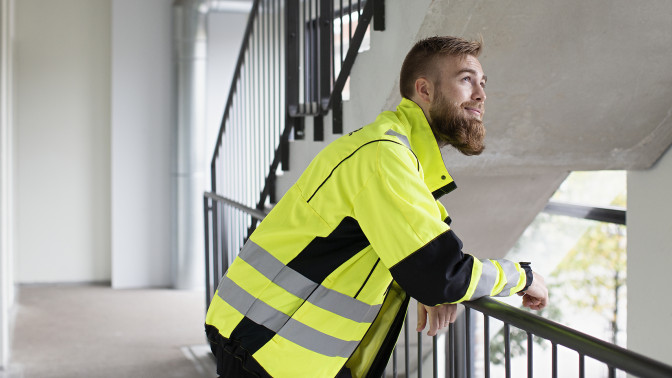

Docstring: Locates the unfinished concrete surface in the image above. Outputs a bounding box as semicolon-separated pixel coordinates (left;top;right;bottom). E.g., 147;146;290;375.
281;0;672;259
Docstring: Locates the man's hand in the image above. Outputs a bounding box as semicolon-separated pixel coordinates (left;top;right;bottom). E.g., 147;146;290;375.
518;271;549;311
416;302;457;336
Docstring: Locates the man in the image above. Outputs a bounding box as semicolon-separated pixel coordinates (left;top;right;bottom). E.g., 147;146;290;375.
205;36;549;377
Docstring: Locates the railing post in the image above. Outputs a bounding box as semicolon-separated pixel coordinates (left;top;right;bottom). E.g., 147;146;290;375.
204;195;212;308
504;323;511;378
285;0;303;139
319;0;332;113
466;308;472;378
372;0;385;31
405;317;410;377
417;332;422;378
527;332;534;378
332;90;342;134
484;315;490;378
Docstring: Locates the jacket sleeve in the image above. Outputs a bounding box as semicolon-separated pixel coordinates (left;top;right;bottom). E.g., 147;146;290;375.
353;142;530;306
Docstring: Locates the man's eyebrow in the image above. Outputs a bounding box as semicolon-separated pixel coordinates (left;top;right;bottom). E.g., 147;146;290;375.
456;68;487;83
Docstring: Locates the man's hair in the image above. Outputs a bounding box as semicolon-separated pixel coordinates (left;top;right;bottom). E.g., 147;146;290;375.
399;36;483;99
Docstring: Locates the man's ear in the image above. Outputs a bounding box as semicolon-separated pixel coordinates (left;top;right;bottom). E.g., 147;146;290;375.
414;77;433;106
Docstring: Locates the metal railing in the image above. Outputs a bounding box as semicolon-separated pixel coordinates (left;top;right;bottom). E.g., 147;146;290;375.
204;194;672;378
207;0;383;302
286;0;384;139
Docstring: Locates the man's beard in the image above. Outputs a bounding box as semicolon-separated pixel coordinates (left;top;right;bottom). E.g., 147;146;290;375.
428;94;486;156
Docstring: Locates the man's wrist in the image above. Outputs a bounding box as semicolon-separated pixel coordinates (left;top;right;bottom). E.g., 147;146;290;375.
520;262;533;291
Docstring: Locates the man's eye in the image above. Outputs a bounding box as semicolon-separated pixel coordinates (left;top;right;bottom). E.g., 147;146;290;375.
462;77;471;82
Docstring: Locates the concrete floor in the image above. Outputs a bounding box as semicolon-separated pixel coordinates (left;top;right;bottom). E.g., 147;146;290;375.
3;284;216;378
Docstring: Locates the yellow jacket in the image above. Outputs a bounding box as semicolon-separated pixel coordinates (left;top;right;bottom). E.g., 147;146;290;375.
205;98;531;377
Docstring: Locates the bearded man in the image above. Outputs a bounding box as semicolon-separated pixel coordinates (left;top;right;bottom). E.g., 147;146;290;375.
205;36;549;378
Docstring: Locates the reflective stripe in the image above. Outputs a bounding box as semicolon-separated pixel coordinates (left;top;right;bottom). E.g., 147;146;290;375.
239;241;382;323
471;259;498;298
385;129;411;150
494;260;521;297
217;276;358;358
239;241;318;300
277;318;360;358
217;275;289;332
310;285;381;323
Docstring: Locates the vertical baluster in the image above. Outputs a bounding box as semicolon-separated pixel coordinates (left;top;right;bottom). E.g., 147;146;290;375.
448;324;455;378
339;0;343;72
254;12;261;205
332;0;337;86
405;317;410;378
305;0;317;108
318;0;330;113
271;0;277;184
417;332;422;378
504;323;511;378
578;354;585;378
204;196;211;307
349;0;353;40
484;315;490;378
527;332;533;378
211;191;219;297
203;196;214;308
264;0;270;196
260;0;267;200
312;0;319;109
552;342;557;378
433;334;438;378
466;308;471;378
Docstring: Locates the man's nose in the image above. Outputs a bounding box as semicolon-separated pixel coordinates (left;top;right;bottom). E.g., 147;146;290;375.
472;85;486;102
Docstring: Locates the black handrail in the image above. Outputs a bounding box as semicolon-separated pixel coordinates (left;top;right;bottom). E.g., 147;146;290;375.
543;201;626;225
204;193;672;377
465;298;672;378
204;191;267;221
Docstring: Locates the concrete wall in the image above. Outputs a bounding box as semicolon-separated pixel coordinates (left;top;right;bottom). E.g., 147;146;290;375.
14;0;111;283
111;0;173;288
627;146;672;365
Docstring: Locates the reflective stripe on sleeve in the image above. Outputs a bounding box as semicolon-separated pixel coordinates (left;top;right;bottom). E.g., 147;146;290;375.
494;260;522;297
471;259;498;298
217;275;359;358
239;241;382;323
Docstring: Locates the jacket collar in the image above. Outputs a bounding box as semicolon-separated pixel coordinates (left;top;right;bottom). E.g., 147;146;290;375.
393;98;457;199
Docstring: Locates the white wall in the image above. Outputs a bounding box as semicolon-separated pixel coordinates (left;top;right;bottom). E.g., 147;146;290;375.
627;146;672;365
111;0;173;288
14;0;111;283
0;0;14;368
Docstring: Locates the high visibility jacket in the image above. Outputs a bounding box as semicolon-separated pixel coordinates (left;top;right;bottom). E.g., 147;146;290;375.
205;98;532;377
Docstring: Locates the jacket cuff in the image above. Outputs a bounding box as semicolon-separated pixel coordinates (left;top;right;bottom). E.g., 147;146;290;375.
520;262;533;292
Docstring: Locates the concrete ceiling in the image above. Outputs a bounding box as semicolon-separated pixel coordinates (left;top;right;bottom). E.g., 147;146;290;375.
283;0;672;261
416;0;672;175
412;0;672;260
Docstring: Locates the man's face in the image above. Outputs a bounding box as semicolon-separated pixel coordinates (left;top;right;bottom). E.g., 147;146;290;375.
428;54;487;155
